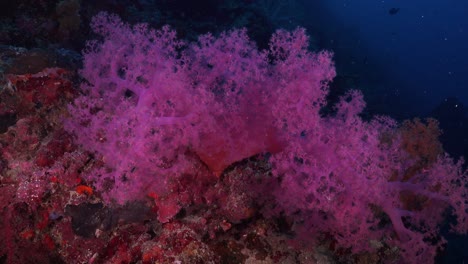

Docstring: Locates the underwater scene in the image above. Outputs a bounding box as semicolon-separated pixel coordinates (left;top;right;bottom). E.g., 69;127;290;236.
0;1;467;263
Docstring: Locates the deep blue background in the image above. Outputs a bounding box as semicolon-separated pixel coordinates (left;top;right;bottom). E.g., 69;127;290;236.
303;0;468;119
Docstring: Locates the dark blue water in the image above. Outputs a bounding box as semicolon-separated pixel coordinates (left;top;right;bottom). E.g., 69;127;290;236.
303;0;468;119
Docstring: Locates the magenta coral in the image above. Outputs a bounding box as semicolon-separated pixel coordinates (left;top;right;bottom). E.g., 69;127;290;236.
65;12;467;263
65;12;335;205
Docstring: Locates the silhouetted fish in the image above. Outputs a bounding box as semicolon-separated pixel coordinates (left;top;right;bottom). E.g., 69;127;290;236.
389;7;400;15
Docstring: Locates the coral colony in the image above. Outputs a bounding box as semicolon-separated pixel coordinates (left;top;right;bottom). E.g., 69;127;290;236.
0;12;466;263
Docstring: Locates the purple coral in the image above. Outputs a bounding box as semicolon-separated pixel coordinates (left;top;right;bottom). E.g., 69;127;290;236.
64;12;467;263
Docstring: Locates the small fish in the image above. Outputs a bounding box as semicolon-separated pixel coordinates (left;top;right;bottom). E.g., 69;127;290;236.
389;7;400;15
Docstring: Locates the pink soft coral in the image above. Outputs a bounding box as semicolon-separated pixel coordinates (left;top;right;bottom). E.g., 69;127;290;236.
65;12;335;204
268;90;467;262
65;12;467;262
